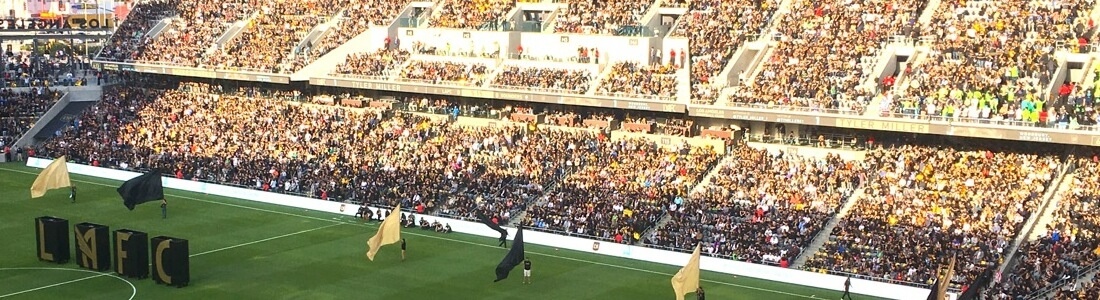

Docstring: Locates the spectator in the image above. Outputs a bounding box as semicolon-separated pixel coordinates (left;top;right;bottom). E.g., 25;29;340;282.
804;146;1060;288
988;155;1100;298
524;139;719;244
596;62;677;100
553;0;654;35
491;66;593;94
673;0;779;105
0;88;63;147
884;0;1089;127
296;0;413;70
652;147;860;265
135;0;254;67
429;0;515;30
204;0;345;73
333;48;411;77
400;61;490;86
98;0;181;62
729;0;927;113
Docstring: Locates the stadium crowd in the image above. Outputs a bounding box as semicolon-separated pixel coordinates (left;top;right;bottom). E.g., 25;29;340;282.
884;0;1087;126
3;51;87;87
803;146;1060;287
35;84;610;224
491;66;593;94
98;0;181;62
135;0;254;66
204;0;343;73
332;48;411;77
1052;276;1100;300
400;61;491;85
673;0;779;104
0;88;62;147
429;0;515;30
728;0;926;113
524;139;719;244
300;0;413;69
987;156;1100;298
650;147;860;265
596;62;678;100
553;0;653;35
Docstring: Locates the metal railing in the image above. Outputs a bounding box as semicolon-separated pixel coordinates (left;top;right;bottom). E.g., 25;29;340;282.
330;72;394;81
715;101;866;115
488;84;588;95
878;111;1100;132
506;53;599;64
126;59;200;68
1024;259;1100;299
396;77;486;87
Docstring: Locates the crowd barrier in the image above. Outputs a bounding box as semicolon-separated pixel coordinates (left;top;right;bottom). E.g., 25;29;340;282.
27;158;941;300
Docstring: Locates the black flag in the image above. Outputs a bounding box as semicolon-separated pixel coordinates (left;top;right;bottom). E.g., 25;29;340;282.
493;226;524;282
477;212;508;242
925;279;941;300
118;171;165;210
957;266;995;300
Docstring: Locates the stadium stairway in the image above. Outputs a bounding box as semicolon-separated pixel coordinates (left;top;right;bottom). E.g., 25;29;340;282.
293;9;347;58
480;64;508;88
916;0;943;26
689;0;786;91
993;161;1078;298
862;49;927;118
1025;164;1078;244
633;148;735;246
676;65;690;102
145;16;177;42
755;0;795;43
985;159;1073;295
16;85;102;148
790;187;866;269
205;11;262;58
294;4;424;79
587;62;620;96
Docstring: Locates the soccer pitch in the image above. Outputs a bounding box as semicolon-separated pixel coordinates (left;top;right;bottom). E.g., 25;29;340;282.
0;163;889;300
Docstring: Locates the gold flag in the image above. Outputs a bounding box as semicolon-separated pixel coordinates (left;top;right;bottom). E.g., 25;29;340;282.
366;205;403;261
31;156;72;198
935;255;956;300
671;244;702;300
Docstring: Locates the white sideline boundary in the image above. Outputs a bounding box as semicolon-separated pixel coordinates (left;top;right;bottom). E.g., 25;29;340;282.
0;166;830;299
0;267;136;300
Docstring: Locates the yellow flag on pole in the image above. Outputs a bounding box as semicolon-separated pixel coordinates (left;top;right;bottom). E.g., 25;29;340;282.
366;205;403;261
671;244;702;300
31;156;72;198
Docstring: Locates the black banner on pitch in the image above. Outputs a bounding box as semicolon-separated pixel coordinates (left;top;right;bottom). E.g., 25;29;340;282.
114;229;149;279
74;223;110;271
35;216;70;263
151;236;189;288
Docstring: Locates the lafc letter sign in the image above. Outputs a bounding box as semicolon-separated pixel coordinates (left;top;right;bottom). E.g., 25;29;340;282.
75;223;111;271
151;236;190;288
114;229;149;279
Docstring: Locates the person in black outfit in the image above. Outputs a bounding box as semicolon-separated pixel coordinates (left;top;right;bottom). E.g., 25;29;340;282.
69;185;76;203
355;206;367;220
523;257;532;284
842;276;853;300
400;238;407;262
696;287;705;300
498;231;508;248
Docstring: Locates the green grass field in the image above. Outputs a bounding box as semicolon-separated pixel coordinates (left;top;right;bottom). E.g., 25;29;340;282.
0;163;889;300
